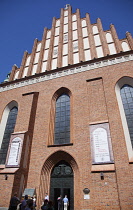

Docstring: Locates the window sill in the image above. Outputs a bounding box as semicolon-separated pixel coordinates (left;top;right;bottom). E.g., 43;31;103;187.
129;156;133;163
0;165;5;169
0;167;19;174
91;164;115;172
48;143;73;147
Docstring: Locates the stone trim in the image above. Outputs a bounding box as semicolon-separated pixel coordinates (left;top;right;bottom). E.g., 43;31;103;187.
91;164;115;172
0;167;19;174
0;53;133;93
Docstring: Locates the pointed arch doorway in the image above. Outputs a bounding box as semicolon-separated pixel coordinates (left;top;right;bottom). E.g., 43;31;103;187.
38;151;79;210
50;160;74;210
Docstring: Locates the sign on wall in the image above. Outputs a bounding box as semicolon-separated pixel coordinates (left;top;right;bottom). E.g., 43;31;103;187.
6;133;25;167
90;123;114;164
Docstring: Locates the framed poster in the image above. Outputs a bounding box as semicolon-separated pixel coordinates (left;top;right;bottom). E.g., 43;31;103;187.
6;133;25;167
90;123;114;164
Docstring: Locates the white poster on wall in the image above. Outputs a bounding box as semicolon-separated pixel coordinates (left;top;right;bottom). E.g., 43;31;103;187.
90;123;114;164
6;133;25;167
7;137;21;166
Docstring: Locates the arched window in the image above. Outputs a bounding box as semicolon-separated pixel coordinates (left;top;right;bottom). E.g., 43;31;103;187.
121;42;130;52
120;84;133;147
115;77;133;161
0;103;18;164
54;93;70;145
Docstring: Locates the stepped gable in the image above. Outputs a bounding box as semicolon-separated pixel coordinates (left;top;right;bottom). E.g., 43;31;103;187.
8;5;133;82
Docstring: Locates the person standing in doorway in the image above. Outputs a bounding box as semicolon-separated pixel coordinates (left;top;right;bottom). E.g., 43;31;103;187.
63;195;69;210
57;195;63;210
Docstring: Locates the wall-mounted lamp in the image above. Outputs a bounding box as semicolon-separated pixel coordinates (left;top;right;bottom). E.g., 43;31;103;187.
5;174;8;180
83;188;90;200
100;172;104;180
83;188;90;194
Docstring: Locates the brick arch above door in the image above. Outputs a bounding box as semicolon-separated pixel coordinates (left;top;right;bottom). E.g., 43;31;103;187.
38;150;80;209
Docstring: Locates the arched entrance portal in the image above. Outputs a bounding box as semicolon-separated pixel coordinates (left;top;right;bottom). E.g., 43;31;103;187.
38;151;80;210
50;160;74;210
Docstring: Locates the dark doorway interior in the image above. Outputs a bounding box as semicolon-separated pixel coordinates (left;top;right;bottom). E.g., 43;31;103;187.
50;160;74;210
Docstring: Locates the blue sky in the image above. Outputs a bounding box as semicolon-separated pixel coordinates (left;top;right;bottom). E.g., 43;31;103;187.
0;0;133;83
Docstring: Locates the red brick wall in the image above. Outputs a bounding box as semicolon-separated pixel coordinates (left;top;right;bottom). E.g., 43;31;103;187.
0;59;133;209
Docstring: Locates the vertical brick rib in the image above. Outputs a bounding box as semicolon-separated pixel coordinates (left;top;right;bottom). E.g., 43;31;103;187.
9;65;18;81
36;28;47;74
76;9;85;62
27;38;38;76
126;32;133;50
46;17;56;71
18;51;28;79
57;8;64;68
68;6;73;65
110;24;122;53
48;99;56;145
97;18;110;56
86;13;97;59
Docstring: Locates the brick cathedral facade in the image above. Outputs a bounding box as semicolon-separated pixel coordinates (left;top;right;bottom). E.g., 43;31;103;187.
0;5;133;210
